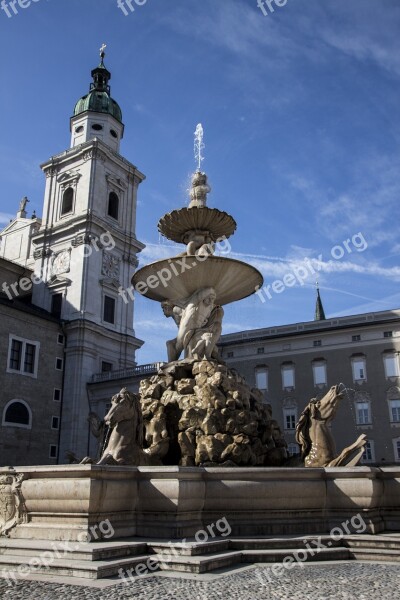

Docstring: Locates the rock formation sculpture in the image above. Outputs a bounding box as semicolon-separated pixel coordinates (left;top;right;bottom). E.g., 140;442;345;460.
140;359;288;467
295;385;367;467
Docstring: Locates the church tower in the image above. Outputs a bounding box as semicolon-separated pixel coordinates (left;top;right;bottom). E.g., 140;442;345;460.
31;47;145;459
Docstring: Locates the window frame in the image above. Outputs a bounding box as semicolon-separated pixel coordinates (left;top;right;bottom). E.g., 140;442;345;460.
103;294;116;325
60;186;75;217
107;191;120;221
312;360;327;386
389;399;400;423
384;353;400;379
352;356;367;383
355;401;371;425
49;444;58;459
2;399;32;430
361;440;375;463
281;363;295;390
255;366;268;391
283;408;297;431
7;335;40;378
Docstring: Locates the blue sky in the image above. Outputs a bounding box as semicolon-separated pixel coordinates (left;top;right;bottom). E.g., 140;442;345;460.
1;0;399;364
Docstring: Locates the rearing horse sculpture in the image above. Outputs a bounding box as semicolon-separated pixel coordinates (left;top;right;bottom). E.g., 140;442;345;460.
97;388;157;466
295;385;367;467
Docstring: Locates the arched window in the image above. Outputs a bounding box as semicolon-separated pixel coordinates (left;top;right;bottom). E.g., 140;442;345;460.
61;187;74;215
108;192;119;220
2;400;32;429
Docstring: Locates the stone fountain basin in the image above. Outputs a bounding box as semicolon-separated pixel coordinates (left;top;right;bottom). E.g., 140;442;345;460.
132;255;263;305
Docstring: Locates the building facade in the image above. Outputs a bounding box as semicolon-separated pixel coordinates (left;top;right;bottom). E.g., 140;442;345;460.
0;50;145;463
219;308;400;466
0;258;64;465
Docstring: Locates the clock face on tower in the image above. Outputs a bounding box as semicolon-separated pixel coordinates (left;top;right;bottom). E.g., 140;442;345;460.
52;250;70;276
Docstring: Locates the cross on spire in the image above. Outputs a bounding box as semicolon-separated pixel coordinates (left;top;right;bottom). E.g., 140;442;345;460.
100;43;107;58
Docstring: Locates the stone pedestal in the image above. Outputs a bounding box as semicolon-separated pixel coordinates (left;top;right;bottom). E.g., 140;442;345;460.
1;466;399;541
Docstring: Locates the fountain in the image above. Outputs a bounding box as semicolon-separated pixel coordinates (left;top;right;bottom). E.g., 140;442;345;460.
130;125;293;468
1;127;400;581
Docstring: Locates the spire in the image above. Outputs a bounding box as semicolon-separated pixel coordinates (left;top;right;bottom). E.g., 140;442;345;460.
90;43;111;93
314;282;326;321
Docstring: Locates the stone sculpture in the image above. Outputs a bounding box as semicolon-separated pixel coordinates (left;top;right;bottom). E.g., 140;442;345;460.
295;385;367;467
140;359;288;467
96;388;157;466
165;287;223;362
0;471;27;536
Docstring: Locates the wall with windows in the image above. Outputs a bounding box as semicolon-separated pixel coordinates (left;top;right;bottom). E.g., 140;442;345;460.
0;299;64;466
220;309;400;464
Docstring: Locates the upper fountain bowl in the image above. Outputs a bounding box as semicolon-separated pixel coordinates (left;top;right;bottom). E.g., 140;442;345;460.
158;206;237;244
132;255;263;306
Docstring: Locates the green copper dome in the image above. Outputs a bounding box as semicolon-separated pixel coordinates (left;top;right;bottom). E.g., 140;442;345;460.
74;91;122;122
73;52;123;123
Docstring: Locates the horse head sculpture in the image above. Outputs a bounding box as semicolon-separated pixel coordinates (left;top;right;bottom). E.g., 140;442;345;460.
296;385;367;468
97;388;154;466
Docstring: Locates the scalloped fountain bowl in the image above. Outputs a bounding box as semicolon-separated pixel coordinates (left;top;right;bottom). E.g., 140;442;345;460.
132;255;263;306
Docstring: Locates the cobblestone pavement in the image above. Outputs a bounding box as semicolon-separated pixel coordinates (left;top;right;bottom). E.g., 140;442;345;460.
1;563;400;599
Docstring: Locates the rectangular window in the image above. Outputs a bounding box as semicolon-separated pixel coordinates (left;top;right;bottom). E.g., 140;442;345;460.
356;402;370;425
24;343;36;374
55;358;63;371
362;440;374;463
352;335;361;342
51;416;60;430
396;440;400;461
7;336;39;377
282;365;295;389
313;340;322;347
384;331;393;338
53;389;61;402
101;361;113;373
390;400;400;423
57;334;65;345
313;362;327;386
227;352;234;358
352;358;367;382
49;445;58;459
284;410;297;430
384;355;400;378
103;295;116;324
9;339;22;371
257;347;265;355
287;443;299;456
51;293;63;319
256;368;268;391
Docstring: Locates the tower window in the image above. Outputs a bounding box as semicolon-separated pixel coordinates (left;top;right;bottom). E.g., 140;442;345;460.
108;192;119;220
75;126;84;133
51;294;63;319
110;129;118;139
61;187;74;215
92;124;103;131
103;295;116;324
